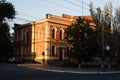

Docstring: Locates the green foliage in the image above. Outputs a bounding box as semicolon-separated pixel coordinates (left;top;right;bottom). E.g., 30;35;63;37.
89;2;112;60
0;0;15;58
0;23;12;58
112;8;120;61
0;0;16;22
65;17;96;62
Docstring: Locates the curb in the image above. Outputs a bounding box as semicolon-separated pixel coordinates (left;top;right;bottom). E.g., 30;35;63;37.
27;66;120;74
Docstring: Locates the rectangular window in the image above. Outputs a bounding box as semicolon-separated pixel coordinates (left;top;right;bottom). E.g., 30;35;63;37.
52;46;55;55
66;47;69;56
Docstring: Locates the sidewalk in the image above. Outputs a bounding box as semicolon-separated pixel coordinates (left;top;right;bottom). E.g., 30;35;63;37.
17;63;120;74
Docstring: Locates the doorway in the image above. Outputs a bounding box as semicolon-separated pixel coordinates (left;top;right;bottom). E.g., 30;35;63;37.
59;48;63;61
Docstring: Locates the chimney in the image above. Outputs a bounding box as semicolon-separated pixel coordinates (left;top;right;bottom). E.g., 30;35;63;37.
62;14;73;19
46;14;51;19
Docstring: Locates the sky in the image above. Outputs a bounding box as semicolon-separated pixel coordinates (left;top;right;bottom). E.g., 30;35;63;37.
6;0;120;30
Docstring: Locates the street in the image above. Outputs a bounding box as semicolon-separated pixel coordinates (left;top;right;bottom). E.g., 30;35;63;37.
0;62;120;80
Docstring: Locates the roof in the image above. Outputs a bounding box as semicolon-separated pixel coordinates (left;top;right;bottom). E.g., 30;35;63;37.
13;14;93;29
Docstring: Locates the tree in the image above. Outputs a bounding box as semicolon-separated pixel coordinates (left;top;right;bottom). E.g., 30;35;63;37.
0;0;15;22
0;0;15;59
113;7;120;32
65;17;96;63
112;7;120;67
89;1;113;68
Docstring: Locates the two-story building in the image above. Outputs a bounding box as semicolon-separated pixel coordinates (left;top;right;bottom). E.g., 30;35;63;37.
13;14;93;63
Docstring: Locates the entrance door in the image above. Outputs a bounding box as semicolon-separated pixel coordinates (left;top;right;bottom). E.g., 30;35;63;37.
59;48;63;61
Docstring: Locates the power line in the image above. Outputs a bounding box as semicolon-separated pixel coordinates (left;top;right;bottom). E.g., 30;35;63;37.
64;0;89;11
64;0;90;15
45;0;83;14
30;0;57;14
30;0;85;16
75;0;101;12
15;17;33;23
9;0;96;26
18;13;40;20
7;17;33;28
76;0;90;7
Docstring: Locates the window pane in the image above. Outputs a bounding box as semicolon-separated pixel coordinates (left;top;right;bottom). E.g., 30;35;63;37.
60;30;62;39
52;29;55;39
52;46;55;55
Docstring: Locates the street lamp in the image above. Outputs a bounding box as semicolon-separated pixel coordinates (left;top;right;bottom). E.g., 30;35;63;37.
101;13;109;70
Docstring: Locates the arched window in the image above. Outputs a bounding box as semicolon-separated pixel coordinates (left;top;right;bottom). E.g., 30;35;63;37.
52;27;57;39
60;30;62;40
60;28;64;40
52;28;55;39
25;30;29;43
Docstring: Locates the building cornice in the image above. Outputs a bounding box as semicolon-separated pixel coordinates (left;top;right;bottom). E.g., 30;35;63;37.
13;23;31;29
47;19;71;26
31;19;71;26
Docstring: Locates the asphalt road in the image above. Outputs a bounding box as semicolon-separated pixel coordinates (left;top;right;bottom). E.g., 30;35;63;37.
0;62;120;80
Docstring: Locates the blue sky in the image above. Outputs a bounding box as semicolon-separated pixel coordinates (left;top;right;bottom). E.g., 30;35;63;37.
7;0;120;27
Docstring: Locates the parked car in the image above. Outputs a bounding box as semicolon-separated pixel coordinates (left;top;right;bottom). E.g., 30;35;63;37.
7;57;24;64
7;57;16;63
15;57;23;64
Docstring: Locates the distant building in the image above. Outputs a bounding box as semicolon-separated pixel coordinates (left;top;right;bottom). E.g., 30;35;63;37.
13;14;93;63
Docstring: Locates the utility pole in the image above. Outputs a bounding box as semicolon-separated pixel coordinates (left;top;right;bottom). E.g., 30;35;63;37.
82;0;83;16
102;13;109;71
102;19;105;70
